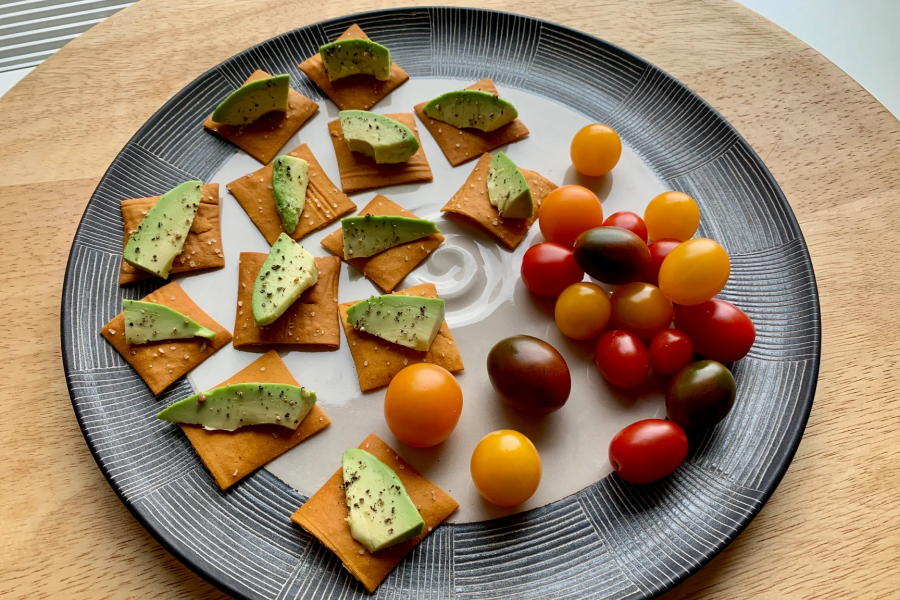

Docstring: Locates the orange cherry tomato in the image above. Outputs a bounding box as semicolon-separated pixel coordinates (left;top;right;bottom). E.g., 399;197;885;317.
644;191;700;242
384;364;462;448
470;430;542;507
658;238;730;305
610;282;674;339
539;185;604;248
570;123;622;177
554;282;611;340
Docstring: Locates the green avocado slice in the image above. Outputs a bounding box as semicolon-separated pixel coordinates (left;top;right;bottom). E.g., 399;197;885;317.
272;155;309;234
487;152;534;218
422;89;518;132
122;300;216;345
346;294;445;352
252;233;318;326
339;111;420;164
342;448;424;552
211;74;290;126
157;383;317;431
341;215;440;258
319;39;392;82
122;180;203;279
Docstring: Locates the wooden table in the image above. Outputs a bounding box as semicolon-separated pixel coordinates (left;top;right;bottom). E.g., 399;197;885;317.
1;0;898;597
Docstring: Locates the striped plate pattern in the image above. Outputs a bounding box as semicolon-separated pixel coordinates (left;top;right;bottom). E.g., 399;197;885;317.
60;8;820;599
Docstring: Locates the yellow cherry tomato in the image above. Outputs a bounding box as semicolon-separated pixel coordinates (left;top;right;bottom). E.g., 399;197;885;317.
658;239;730;305
384;364;462;448
554;282;611;340
570;123;622;177
470;430;542;507
610;282;674;339
644;191;700;242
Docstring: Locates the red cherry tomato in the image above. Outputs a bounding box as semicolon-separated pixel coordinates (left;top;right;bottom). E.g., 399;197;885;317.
603;212;648;243
595;330;650;389
645;239;681;286
521;242;584;297
649;329;694;376
609;419;689;484
673;299;755;362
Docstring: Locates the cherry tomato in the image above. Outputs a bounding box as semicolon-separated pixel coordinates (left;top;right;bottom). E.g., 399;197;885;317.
487;336;571;414
470;430;542;506
666;360;735;429
595;330;651;389
644;191;700;242
609;419;689;484
570;124;622;177
538;185;604;248
554;282;611;340
520;242;584;297
384;364;462;448
674;299;755;362
573;227;650;285
658;238;730;305
645;238;681;286
649;329;694;376
609;282;673;340
603;211;648;243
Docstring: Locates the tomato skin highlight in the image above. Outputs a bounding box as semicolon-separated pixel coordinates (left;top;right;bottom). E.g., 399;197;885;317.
487;336;571;415
573;227;651;285
609;419;689;484
384;364;463;448
538;185;604;248
471;430;542;506
570;123;622;177
673;299;756;363
603;211;648;243
658;238;730;305
595;330;651;389
609;282;674;340
666;360;736;430
645;238;681;286
521;242;584;297
644;191;700;242
649;329;695;376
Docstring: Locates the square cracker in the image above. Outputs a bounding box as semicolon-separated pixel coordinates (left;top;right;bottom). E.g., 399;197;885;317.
119;183;224;285
328;113;433;193
100;281;232;396
291;433;458;593
298;24;410;111
414;78;530;167
442;152;558;249
320;196;443;292
181;350;331;491
339;283;464;392
204;70;319;164
226;144;357;245
233;254;341;348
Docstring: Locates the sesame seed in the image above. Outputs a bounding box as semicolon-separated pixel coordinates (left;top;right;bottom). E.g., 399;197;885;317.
108;329;117;335
261;367;265;371
363;360;368;367
238;301;243;307
183;354;189;360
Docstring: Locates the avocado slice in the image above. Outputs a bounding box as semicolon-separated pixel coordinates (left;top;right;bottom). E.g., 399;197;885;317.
272;155;309;234
319;39;391;82
346;295;445;352
487;152;534;219
252;233;318;326
339;110;420;164
341;214;440;258
342;449;425;552
211;74;290;126
122;180;203;279
422;90;518;132
157;383;316;431
122;300;216;345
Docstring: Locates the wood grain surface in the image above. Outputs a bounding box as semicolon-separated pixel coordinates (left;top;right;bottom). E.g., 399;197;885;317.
1;0;898;598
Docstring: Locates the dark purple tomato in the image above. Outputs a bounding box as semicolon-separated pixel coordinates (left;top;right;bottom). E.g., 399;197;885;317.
666;360;736;429
573;226;651;285
673;299;756;363
609;419;689;484
487;336;571;415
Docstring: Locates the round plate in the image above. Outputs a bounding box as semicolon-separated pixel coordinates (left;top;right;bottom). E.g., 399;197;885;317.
61;8;820;599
